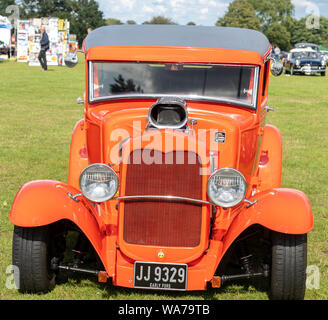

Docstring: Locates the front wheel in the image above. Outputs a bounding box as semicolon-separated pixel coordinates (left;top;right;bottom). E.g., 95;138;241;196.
12;225;56;293
321;72;326;77
270;232;307;300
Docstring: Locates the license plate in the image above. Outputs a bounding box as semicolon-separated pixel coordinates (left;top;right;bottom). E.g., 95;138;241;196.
134;262;187;290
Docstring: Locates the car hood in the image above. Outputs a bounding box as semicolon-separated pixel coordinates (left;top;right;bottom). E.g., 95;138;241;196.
92;101;258;179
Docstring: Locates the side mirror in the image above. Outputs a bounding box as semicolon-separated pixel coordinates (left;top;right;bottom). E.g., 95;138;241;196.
270;61;283;77
77;97;84;104
65;52;78;68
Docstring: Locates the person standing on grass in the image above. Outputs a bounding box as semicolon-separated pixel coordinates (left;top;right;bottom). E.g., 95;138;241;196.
38;26;49;71
274;46;281;61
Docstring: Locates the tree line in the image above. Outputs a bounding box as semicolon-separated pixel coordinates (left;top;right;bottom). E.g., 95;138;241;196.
1;0;327;50
216;0;328;50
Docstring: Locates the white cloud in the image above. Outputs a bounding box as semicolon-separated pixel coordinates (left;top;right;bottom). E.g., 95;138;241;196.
292;0;323;18
111;5;120;12
201;7;209;15
292;0;313;6
96;0;230;25
170;0;185;9
121;0;135;10
142;5;155;14
156;5;167;14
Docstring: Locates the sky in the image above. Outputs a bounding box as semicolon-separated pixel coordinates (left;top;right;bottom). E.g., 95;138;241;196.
96;0;328;25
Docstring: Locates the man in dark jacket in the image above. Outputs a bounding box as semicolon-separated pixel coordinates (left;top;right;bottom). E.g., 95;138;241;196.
38;26;49;71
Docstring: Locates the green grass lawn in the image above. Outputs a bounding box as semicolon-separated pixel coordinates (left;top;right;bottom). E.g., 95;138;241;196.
0;57;327;300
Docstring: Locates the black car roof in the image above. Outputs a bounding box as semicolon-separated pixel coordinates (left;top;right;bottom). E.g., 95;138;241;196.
85;25;271;57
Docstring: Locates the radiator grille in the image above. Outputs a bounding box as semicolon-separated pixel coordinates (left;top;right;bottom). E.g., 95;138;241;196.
123;150;202;247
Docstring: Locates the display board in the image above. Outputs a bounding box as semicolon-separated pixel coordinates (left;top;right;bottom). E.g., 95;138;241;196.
16;17;74;66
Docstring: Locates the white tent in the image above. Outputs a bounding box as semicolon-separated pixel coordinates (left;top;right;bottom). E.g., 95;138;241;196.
0;15;11;57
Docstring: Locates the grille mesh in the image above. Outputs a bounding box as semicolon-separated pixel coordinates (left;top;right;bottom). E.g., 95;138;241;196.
123;150;203;247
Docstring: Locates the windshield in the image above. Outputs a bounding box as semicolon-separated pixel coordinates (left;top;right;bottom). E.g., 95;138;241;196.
292;52;320;59
90;62;258;108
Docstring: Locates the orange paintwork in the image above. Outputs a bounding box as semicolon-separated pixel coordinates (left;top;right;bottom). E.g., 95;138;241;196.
9;39;313;291
86;46;266;65
256;124;283;192
68;119;89;189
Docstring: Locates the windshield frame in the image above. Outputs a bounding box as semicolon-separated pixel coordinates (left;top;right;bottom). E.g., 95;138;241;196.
88;61;260;110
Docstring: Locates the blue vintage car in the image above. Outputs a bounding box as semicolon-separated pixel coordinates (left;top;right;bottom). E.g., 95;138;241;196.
284;49;326;76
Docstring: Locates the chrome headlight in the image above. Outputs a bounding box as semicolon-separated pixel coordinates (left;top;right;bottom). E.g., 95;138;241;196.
79;164;119;202
207;168;247;208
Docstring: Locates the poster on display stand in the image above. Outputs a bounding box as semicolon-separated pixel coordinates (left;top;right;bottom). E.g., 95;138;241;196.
27;21;40;66
46;17;59;66
57;19;70;66
69;34;77;52
16;20;29;62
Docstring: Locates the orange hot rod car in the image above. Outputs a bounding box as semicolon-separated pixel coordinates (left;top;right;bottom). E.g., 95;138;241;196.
9;25;313;299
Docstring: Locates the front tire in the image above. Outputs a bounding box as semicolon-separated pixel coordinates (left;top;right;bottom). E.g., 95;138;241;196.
12;225;56;293
270;232;307;300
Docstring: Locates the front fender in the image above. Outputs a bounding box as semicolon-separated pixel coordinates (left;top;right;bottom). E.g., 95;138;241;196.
9;180;106;270
221;188;313;257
